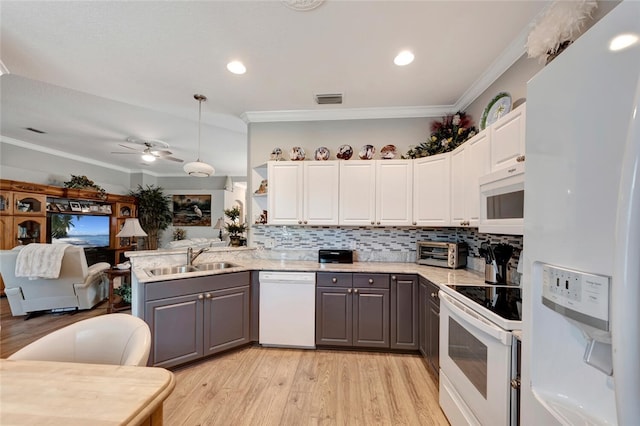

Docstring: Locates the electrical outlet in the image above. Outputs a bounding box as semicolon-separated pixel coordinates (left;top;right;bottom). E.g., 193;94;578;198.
265;238;275;249
349;240;357;250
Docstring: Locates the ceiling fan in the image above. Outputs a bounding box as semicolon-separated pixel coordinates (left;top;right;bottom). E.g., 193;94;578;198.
111;137;184;163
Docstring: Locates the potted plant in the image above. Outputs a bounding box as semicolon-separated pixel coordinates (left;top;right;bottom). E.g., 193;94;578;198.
224;206;247;247
128;185;172;250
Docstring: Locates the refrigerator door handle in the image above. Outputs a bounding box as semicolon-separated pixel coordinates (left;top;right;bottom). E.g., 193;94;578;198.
612;76;640;424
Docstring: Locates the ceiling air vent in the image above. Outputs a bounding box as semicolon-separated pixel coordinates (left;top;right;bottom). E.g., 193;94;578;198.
315;93;343;105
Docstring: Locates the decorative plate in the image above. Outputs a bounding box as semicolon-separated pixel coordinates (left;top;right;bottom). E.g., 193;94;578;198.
480;92;512;130
314;146;330;161
336;144;353;160
289;146;306;161
359;144;375;160
380;144;397;159
270;147;283;161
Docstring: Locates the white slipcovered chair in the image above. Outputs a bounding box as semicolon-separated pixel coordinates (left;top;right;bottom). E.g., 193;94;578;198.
8;314;152;366
0;245;109;316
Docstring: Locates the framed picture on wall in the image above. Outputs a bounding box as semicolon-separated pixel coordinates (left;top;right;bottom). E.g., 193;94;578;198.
172;194;212;227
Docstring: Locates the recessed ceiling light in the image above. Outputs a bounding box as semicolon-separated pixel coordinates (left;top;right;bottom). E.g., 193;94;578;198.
227;61;247;75
394;50;414;66
609;33;639;51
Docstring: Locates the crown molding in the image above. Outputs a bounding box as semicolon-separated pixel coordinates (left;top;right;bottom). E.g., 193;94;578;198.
241;105;453;123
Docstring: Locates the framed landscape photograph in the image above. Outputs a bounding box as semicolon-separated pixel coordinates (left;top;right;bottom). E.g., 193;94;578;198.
172;194;211;227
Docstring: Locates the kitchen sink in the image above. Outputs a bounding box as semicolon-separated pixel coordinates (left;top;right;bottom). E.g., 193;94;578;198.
146;265;200;276
194;262;238;271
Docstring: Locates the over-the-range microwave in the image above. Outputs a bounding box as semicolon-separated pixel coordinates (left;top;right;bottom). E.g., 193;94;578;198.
478;162;525;235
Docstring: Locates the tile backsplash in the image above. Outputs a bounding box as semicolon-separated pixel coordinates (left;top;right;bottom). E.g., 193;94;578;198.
251;225;523;280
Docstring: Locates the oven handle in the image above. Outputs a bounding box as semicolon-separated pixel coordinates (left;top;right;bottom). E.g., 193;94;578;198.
439;290;512;345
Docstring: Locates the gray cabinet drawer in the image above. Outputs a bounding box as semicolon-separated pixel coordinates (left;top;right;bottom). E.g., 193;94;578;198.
317;272;353;288
353;273;389;289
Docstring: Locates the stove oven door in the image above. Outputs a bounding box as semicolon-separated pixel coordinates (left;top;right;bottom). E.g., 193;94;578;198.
439;291;513;426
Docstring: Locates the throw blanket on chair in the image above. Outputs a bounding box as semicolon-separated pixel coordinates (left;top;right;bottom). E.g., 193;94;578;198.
15;243;71;279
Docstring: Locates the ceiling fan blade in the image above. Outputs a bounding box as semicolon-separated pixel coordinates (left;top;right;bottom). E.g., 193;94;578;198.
151;149;173;157
118;144;140;151
162;156;184;163
110;151;138;155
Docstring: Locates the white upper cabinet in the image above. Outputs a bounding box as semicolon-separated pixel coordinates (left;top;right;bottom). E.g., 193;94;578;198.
268;161;303;225
450;130;491;227
376;160;413;226
413;154;450;226
339;160;412;226
339;161;376;225
490;103;526;172
268;161;339;225
303;161;340;225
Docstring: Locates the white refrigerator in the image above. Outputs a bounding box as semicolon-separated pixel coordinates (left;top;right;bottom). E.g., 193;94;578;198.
522;2;640;425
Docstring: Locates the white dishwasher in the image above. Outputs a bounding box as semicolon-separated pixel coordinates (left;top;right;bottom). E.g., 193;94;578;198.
259;271;316;349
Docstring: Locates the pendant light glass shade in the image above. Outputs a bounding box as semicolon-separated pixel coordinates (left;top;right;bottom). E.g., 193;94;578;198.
184;94;215;177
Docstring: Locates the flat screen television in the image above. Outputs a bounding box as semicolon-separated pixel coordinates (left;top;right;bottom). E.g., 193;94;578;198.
47;213;110;248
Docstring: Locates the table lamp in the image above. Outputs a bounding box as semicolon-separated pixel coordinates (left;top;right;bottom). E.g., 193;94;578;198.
214;217;224;240
116;218;148;250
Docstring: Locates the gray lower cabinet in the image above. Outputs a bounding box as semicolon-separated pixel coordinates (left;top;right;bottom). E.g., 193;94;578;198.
144;272;250;368
316;272;390;348
390;274;419;350
419;276;440;378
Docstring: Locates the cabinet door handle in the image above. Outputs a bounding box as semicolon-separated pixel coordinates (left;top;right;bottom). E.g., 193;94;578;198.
353;288;359;293
332;277;337;283
391;275;396;281
347;288;352;293
303;221;308;225
431;292;436;298
205;293;212;299
371;221;375;225
198;294;204;300
413;222;417;226
298;220;302;224
377;221;381;225
368;278;374;284
516;155;526;162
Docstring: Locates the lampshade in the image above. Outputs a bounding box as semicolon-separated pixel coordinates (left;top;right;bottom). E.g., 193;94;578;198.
116;218;148;238
184;94;215;178
213;217;225;230
224;176;233;192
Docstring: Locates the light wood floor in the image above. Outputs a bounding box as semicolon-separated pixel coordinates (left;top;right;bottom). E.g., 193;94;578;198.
1;297;448;425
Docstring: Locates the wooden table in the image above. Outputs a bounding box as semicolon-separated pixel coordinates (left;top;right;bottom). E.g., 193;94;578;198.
0;359;175;425
105;267;131;313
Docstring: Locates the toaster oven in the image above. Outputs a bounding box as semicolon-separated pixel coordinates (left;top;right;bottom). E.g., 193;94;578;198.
416;241;468;269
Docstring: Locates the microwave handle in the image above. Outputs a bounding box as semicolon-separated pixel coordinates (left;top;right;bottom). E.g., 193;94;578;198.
439;291;511;345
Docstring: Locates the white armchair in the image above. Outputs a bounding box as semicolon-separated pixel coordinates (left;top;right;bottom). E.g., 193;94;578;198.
0;246;110;316
8;313;151;366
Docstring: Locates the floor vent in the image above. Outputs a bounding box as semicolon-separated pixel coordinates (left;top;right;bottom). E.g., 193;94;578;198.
315;93;343;105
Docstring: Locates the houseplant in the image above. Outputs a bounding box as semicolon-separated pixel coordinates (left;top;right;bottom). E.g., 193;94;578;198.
128;185;172;250
224;206;247;247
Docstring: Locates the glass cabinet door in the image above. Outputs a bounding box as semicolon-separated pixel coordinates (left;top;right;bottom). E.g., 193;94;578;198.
13;192;46;215
15;217;46;245
0;191;13;215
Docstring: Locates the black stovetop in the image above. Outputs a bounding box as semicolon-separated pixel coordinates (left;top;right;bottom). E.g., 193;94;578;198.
447;285;522;321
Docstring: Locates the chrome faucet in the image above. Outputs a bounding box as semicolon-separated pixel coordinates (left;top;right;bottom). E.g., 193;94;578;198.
187;247;209;265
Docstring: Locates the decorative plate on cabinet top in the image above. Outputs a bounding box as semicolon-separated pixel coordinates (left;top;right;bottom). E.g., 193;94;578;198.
314;146;330;161
380;144;397;159
289;146;306;161
336;144;353;160
480;92;512;130
270;147;283;161
359;144;375;160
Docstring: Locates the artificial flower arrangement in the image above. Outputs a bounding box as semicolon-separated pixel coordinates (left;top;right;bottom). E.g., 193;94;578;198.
527;0;597;64
63;174;107;199
172;227;187;241
403;111;477;159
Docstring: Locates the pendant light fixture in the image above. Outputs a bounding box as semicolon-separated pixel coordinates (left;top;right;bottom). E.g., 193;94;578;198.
184;94;215;177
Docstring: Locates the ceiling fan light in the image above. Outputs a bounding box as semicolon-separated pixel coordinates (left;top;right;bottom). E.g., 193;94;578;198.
141;153;156;162
184;161;215;177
